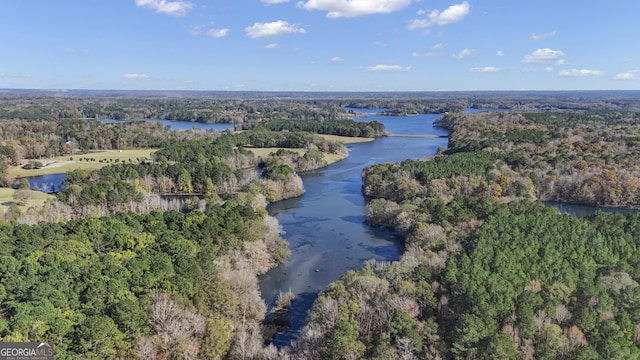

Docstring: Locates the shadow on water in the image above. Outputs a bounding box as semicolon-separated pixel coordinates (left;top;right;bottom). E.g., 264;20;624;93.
266;292;319;348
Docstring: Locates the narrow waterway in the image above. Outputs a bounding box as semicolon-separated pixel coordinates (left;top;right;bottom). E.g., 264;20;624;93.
259;110;449;347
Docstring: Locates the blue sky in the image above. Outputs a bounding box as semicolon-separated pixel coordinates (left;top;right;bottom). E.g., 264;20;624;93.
1;0;638;91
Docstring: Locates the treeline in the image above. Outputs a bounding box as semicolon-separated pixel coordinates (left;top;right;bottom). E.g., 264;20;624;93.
5;92;640;126
0;95;349;123
247;118;386;138
0;118;219;161
0;198;290;359
337;91;640;114
437;110;640;208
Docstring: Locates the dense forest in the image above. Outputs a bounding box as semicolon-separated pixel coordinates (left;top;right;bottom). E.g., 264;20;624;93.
436;111;640;207
0;94;378;358
285;109;640;359
0;197;289;359
3;92;640;359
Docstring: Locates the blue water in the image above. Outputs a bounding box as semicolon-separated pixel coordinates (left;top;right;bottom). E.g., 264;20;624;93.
100;118;233;131
259;111;448;346
17;173;67;193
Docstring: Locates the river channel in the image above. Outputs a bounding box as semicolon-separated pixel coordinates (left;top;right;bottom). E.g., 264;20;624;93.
259;110;449;347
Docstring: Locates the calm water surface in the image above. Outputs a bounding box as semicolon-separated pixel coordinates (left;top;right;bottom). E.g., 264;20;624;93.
100;118;233;131
19;173;67;193
259;110;448;346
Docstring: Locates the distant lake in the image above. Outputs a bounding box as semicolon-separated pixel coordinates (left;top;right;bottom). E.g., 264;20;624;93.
100;118;234;131
18;173;67;193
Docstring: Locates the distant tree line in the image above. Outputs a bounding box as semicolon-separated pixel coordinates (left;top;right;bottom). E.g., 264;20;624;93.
246;118;386;138
436;110;640;208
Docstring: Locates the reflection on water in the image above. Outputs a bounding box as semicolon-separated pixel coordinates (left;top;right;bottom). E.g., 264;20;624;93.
19;173;67;193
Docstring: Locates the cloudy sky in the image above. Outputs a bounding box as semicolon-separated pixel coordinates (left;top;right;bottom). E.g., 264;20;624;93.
1;0;638;91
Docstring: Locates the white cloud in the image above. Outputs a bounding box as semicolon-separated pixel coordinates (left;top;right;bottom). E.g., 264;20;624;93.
555;59;569;65
470;66;501;73
123;73;150;80
412;51;439;57
135;0;192;16
522;48;564;64
375;41;387;47
530;30;557;40
262;0;289;3
207;28;230;38
363;64;412;72
265;43;280;49
432;43;445;49
331;56;344;62
298;0;411;18
245;20;306;38
451;48;475;59
558;69;604;77
407;2;470;30
615;72;635;80
496;50;504;56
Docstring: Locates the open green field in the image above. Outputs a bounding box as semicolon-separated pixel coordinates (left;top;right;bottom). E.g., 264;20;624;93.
0;188;55;209
9;149;157;178
245;135;371;166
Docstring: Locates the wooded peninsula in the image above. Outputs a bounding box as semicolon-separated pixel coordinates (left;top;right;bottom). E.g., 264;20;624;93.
1;90;640;359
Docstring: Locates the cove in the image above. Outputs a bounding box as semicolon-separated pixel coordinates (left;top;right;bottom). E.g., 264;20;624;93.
259;109;449;347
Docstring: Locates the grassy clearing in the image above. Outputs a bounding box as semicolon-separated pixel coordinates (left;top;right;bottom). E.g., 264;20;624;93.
245;135;370;166
0;188;55;209
9;149;157;178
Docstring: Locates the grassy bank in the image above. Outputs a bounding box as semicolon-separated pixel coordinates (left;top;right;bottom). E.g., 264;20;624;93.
246;135;373;166
0;188;55;210
8;149;157;179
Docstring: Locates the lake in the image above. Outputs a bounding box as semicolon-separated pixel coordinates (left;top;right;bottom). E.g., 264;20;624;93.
259;109;448;346
18;173;67;193
100;118;234;131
